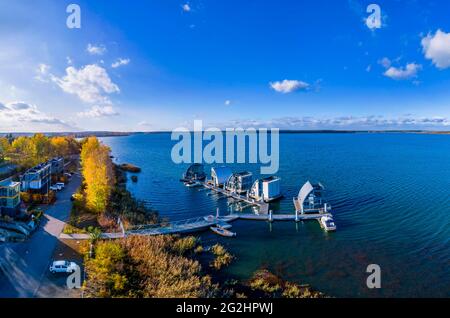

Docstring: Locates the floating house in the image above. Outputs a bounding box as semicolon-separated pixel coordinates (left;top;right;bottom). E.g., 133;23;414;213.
182;163;206;182
249;176;282;202
49;157;64;175
226;171;253;194
0;178;21;216
21;162;51;193
293;181;331;214
211;166;233;187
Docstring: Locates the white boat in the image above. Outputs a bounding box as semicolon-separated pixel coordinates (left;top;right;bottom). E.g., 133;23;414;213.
210;225;236;237
184;180;202;188
320;216;337;232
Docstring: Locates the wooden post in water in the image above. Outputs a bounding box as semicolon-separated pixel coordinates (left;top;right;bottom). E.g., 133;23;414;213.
269;210;273;223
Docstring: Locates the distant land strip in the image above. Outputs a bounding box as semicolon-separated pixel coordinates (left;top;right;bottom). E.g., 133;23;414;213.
0;130;449;137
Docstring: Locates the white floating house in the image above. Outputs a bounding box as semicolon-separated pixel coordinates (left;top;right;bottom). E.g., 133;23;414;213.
226;171;253;194
211;166;233;188
249;176;282;202
293;181;331;214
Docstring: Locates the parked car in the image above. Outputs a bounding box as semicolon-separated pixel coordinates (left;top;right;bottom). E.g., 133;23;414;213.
49;260;78;274
50;185;60;191
56;182;65;189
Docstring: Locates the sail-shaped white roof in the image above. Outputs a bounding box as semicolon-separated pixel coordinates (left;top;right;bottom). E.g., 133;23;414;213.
298;181;314;207
211;166;233;185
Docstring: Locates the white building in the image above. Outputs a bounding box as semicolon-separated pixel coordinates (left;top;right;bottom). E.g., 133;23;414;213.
226;171;253;194
249;176;282;202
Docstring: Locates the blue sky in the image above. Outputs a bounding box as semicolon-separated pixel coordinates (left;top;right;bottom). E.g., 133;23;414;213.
0;0;450;132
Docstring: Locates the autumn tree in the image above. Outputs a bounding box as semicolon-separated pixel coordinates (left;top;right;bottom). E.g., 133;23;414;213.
81;137;114;213
50;136;70;157
11;136;35;167
0;137;10;162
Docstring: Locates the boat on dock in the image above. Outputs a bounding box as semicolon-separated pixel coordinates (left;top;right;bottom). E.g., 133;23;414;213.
210;225;236;237
184;180;202;188
320;216;336;232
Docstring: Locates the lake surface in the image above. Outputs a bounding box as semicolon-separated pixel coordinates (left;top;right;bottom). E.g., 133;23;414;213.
101;133;450;297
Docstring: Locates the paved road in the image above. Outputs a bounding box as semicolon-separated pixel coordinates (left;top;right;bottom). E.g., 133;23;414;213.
0;174;81;298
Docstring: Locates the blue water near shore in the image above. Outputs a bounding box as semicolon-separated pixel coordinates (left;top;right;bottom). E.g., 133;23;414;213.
101;133;450;297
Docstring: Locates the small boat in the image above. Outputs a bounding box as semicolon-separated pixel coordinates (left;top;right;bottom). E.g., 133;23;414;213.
184;180;202;188
210;225;236;237
320;216;337;232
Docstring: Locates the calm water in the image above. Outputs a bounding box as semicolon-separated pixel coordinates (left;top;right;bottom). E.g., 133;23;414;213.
101;133;450;297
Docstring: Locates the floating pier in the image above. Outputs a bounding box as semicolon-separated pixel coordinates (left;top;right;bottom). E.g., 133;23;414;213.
126;212;330;237
202;181;269;214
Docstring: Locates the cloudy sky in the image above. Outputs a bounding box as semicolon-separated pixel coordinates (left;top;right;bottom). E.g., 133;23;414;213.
0;0;450;132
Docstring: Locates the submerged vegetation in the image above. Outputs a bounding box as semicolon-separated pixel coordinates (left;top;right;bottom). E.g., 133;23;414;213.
247;269;325;298
119;163;141;173
210;243;234;270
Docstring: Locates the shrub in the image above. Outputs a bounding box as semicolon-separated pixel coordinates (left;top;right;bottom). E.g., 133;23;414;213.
210;244;234;270
83;236;220;298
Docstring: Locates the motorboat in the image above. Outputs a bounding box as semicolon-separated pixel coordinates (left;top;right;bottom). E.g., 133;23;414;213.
210;225;236;237
320;216;337;232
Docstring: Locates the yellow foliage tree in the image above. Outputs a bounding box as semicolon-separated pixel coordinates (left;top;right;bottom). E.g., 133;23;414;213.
81;137;114;213
50;136;70;157
0;137;10;161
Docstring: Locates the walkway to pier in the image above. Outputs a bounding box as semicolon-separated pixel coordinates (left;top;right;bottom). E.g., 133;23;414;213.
59;213;330;240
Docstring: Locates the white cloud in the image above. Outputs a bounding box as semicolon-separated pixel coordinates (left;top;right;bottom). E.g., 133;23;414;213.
378;57;391;68
270;79;310;93
182;4;191;12
77;105;119;118
421;29;450;69
383;63;422;80
0;101;75;130
34;63;51;82
52;64;120;104
111;58;130;68
86;43;107;56
138;121;151;127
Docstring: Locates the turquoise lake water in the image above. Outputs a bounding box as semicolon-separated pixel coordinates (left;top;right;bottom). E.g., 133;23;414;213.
101;133;450;297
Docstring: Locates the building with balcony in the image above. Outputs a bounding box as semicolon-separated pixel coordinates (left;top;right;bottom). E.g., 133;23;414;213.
0;178;21;216
21;162;51;193
49;157;64;175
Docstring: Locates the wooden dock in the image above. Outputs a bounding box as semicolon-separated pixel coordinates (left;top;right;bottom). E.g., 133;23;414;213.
126;215;239;236
203;182;269;214
59;212;331;240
